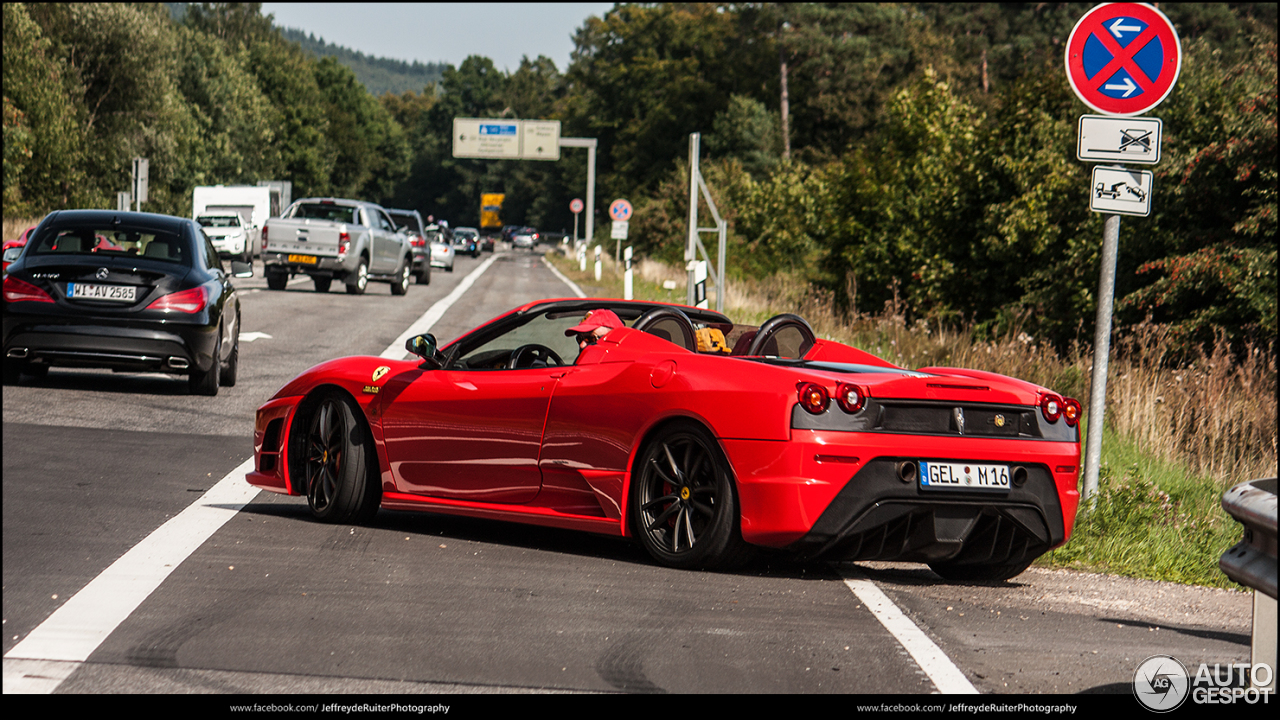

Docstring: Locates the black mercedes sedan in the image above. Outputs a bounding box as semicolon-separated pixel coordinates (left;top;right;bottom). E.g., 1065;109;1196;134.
2;210;252;395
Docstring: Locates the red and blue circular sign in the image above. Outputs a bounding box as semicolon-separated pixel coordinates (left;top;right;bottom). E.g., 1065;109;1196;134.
1065;3;1181;116
609;199;632;222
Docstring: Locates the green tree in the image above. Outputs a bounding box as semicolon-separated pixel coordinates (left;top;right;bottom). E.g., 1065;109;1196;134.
2;2;91;213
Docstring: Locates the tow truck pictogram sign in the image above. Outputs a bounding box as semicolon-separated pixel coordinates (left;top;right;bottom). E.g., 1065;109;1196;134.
1090;166;1153;216
1065;3;1182;116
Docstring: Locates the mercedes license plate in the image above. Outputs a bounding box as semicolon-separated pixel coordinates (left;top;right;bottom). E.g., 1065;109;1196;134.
288;254;317;264
919;461;1010;491
67;283;136;303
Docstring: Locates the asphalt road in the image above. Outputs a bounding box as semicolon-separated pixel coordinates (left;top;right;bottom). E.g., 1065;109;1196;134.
2;247;1254;696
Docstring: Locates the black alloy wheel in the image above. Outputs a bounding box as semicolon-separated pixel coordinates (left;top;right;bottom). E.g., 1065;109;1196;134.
631;422;748;570
301;391;380;524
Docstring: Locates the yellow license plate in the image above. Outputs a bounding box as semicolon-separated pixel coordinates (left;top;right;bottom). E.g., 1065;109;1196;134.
288;254;317;264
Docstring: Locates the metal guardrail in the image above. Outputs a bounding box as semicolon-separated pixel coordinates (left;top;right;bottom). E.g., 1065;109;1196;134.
1220;477;1277;599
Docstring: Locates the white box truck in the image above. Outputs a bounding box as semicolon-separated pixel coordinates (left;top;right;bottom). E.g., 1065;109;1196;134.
192;185;275;259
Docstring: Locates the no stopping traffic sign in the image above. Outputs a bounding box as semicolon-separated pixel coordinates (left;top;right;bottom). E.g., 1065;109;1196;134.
1065;3;1181;116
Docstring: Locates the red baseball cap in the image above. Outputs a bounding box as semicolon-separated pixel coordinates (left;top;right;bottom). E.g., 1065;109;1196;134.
565;309;624;336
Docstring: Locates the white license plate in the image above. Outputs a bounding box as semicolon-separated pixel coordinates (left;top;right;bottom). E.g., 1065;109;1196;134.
919;461;1010;491
67;283;136;303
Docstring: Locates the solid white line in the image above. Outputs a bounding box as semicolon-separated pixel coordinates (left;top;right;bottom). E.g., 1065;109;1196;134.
541;256;587;298
3;458;259;693
379;254;500;360
838;568;979;694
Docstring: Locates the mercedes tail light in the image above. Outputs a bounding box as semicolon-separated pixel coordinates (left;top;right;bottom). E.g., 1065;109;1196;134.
1062;397;1082;427
797;382;830;415
147;286;207;314
835;382;869;414
1040;393;1063;424
3;276;55;304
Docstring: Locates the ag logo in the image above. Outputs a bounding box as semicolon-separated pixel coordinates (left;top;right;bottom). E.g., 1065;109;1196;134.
371;366;390;382
1134;654;1189;712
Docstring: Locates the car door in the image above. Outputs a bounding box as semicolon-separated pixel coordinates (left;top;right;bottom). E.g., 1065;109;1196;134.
380;365;564;504
379;313;581;504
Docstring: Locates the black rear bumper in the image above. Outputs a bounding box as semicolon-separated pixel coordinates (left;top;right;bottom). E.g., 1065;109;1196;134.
786;458;1066;566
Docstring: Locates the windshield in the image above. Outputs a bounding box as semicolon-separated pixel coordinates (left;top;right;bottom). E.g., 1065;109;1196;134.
197;216;240;228
453;312;583;370
388;213;422;234
291;203;359;224
30;227;188;264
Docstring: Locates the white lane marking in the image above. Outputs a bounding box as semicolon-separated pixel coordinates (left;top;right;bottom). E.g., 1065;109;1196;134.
838;567;979;694
3;458;259;693
542;256;586;297
380;254;500;360
4;256;514;693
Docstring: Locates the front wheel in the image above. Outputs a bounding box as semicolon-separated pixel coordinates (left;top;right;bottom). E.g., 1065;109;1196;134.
630;422;748;570
300;391;380;524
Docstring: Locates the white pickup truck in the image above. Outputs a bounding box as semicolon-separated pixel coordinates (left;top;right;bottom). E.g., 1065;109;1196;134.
261;198;414;295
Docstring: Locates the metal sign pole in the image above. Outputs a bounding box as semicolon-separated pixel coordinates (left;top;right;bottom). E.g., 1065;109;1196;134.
1083;214;1120;502
687;133;700;306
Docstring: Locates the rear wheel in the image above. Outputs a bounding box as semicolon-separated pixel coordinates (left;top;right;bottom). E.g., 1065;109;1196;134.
301;390;380;524
265;270;288;290
415;263;431;285
928;559;1034;583
313;276;331;293
189;330;221;396
630;421;748;570
220;315;239;387
345;257;368;295
390;259;410;295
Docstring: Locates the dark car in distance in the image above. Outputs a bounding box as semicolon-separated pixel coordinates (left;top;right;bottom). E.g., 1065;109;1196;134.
2;210;252;395
386;208;432;285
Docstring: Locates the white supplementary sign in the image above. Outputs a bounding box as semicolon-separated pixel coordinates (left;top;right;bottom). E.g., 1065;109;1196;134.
452;118;560;160
1077;115;1162;164
611;221;629;240
1090;166;1153;216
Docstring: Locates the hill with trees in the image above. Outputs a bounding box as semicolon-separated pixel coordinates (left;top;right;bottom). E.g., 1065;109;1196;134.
4;2;1274;362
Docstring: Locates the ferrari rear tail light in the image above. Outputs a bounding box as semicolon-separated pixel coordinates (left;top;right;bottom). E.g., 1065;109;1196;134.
1040;393;1063;424
835;382;869;414
147;286;207;314
797;382;829;415
1062;397;1082;427
3;276;55;303
338;231;350;257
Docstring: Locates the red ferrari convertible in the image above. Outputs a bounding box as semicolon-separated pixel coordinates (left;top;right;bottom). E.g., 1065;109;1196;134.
248;298;1082;579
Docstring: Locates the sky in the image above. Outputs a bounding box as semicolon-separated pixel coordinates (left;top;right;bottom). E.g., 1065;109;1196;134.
261;3;617;73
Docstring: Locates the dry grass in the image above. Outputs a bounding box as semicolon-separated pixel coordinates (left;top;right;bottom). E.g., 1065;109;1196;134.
4;217;44;241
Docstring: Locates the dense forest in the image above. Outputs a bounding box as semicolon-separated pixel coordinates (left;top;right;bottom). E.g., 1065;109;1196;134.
3;2;1275;360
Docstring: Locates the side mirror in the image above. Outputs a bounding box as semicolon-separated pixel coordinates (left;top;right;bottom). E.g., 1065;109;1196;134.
230;261;254;278
406;333;443;369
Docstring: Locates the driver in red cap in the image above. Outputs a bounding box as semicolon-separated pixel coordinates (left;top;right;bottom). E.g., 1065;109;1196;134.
565;308;624;354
